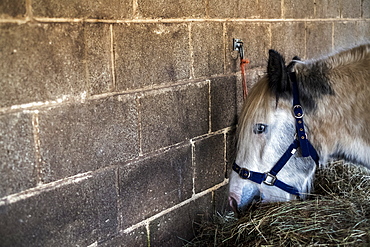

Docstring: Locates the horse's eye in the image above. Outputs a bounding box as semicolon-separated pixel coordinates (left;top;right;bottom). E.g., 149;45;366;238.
253;123;267;134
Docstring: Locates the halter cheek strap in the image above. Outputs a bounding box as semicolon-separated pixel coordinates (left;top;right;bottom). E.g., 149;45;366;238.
290;71;319;163
232;72;319;197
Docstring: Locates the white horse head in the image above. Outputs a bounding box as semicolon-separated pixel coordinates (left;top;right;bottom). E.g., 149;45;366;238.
229;44;370;214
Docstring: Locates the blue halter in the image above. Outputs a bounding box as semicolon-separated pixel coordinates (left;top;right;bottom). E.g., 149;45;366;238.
232;72;319;197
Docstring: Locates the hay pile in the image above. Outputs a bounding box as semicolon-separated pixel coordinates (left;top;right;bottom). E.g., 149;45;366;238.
187;162;370;246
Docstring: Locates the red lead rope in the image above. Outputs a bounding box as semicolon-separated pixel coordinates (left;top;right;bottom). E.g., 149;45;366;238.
240;58;250;100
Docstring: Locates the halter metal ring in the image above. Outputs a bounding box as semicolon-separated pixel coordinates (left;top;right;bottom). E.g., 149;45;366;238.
238;168;250;179
264;173;277;186
293;105;304;119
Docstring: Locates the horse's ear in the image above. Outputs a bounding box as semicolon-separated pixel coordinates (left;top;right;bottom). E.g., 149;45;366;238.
267;49;290;97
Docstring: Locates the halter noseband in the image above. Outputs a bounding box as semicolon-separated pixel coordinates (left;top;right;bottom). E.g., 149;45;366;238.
232;71;319;198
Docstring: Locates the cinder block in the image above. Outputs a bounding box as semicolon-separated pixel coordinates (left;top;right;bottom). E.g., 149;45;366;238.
208;0;249;18
0;168;118;246
32;0;133;19
358;21;370;43
0;23;86;108
333;22;362;50
194;134;225;193
340;0;361;18
99;227;148;247
208;0;281;19
38;95;139;182
140;82;209;153
284;0;314;18
271;22;306;60
210;76;237;131
114;23;190;91
226;23;270;71
0;0;26;18
149;193;213;246
213;184;229;213
315;0;340;18
306;22;333;59
363;0;370;18
137;0;205;18
225;128;236;179
333;21;370;49
255;0;282;18
192;22;224;78
85;23;114;95
0;112;36;197
118;145;192;229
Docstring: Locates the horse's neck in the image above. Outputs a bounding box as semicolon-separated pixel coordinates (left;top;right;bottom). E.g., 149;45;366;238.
304;45;370;167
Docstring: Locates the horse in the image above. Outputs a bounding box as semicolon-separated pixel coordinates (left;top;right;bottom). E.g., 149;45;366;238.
228;43;370;214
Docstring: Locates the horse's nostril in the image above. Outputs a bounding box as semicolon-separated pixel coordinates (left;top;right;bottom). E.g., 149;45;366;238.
228;196;238;214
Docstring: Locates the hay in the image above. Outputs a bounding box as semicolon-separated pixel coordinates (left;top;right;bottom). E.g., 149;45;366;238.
186;162;370;246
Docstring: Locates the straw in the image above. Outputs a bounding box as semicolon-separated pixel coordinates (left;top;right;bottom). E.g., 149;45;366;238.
187;162;370;246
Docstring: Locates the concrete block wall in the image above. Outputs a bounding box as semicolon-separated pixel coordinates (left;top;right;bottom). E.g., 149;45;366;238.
0;0;369;246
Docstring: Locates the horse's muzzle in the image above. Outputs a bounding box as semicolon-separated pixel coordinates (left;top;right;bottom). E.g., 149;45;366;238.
228;187;261;216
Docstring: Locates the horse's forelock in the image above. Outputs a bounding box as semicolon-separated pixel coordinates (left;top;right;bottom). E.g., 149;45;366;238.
237;77;274;159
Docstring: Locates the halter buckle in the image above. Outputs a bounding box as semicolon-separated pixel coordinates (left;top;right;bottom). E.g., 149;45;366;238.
264;173;277;186
238;168;250;179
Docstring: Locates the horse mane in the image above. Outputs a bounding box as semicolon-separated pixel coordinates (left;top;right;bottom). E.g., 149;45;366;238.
324;43;370;69
296;43;370;165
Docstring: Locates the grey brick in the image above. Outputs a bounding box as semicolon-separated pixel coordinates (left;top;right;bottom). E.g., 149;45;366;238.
140;82;209;153
0;168;118;246
306;22;333;59
137;0;205;18
114;23;190;91
255;0;282;18
363;0;370;18
39;95;139;182
226;23;270;71
0;112;36;197
208;0;281;19
208;0;250;18
99;227;148;247
0;23;86;108
192;22;224;78
226;128;237;179
284;0;314;18
85;23;114;95
0;0;26;18
210;76;237;131
194;134;225;193
340;0;361;18
150;193;213;247
358;21;370;43
315;0;340;18
271;22;306;60
32;0;133;19
214;184;229;213
333;22;363;50
118;145;192;229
